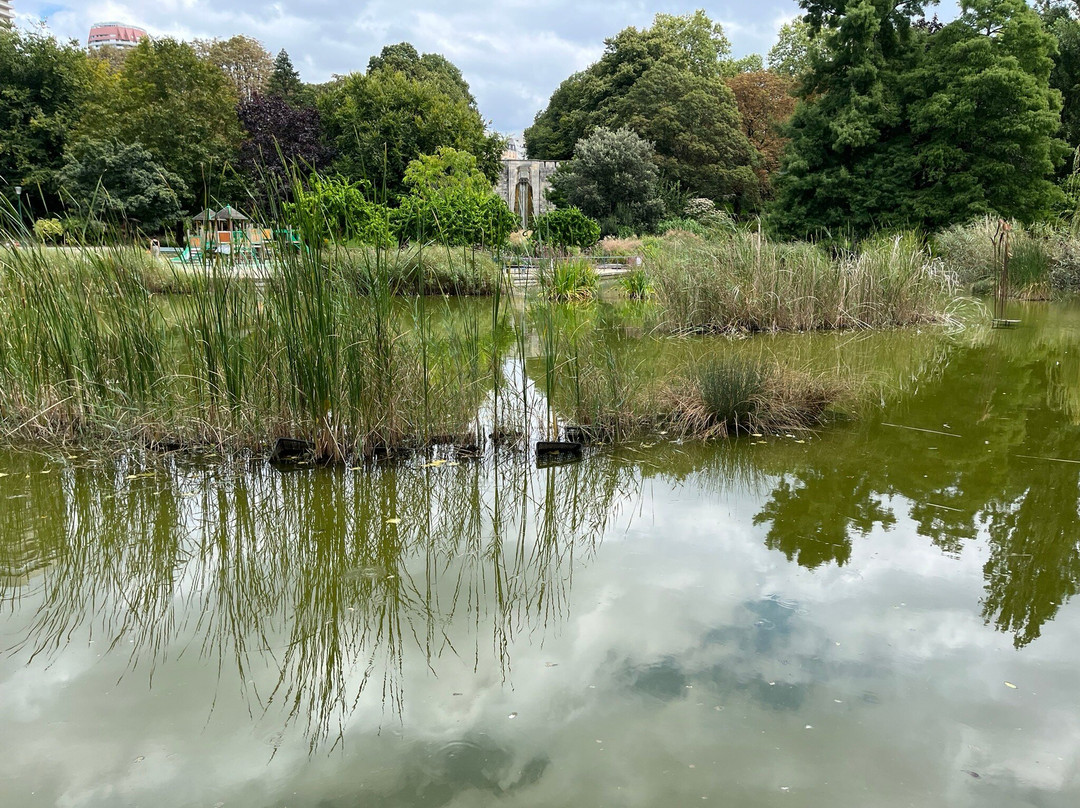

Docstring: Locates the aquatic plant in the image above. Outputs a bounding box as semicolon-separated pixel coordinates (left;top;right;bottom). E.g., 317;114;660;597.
541;258;598;301
649;230;957;334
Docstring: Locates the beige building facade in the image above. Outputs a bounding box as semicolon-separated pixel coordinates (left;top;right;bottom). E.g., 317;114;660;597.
0;1;14;27
495;160;560;230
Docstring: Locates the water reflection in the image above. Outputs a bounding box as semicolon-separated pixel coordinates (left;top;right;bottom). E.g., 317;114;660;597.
0;452;638;750
738;302;1080;648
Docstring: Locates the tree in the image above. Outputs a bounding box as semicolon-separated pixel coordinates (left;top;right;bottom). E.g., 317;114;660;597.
548;127;665;235
0;29;96;218
318;59;502;201
266;49;310;107
57;138;185;232
401;146;492;196
195;35;273;102
770;0;931;237
905;0;1066;226
613;60;759;208
367;42;476;106
1038;1;1080;159
236;93;327;208
394;148;517;246
78;38;243;210
772;0;1066;237
285;174;392;245
726;70;798;195
525;12;760;208
767;19;826;79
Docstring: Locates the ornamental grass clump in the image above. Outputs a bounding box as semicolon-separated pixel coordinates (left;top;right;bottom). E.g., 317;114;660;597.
649;230;956;334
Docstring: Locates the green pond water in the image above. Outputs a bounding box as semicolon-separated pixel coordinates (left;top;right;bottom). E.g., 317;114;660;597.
2;300;1080;807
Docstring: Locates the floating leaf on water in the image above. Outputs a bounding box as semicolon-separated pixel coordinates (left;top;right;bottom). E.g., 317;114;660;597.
424;459;447;467
1005;681;1017;689
794;440;806;444
386;518;401;525
752;433;763;438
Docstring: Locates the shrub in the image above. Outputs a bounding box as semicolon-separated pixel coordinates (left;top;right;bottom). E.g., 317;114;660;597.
531;207;601;251
33;218;64;243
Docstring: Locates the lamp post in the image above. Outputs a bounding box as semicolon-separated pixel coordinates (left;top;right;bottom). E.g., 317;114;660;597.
14;185;22;235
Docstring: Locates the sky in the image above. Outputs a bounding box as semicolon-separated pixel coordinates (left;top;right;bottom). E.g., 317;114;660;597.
11;1;963;134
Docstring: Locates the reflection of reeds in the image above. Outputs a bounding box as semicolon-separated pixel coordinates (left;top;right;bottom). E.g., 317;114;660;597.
0;451;638;750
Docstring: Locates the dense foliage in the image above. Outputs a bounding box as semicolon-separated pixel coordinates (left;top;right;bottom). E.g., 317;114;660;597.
771;0;1067;237
531;207;602;250
525;11;762;210
0;29;96;217
318;47;503;201
548;127;664;235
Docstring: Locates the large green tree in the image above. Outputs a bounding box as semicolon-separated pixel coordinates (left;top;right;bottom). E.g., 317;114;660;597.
906;0;1066;226
57;139;186;233
771;0;1065;237
78;38;242;210
195;35;273;102
524;11;760;208
318;49;501;201
0;29;96;218
1038;1;1080;161
367;42;476;106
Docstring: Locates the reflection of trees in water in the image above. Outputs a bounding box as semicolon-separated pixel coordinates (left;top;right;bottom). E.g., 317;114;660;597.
0;453;638;750
743;310;1080;649
753;469;894;569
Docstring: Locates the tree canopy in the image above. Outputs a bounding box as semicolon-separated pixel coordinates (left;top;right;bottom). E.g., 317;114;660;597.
78;38;243;211
57;139;186;233
771;0;1066;237
0;28;96;217
318;53;501;201
524;11;762;209
195;35;273;102
548;126;665;235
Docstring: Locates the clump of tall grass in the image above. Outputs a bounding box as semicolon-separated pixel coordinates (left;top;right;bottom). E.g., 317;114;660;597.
619;268;652;299
933;216;1054;298
649;230;957;334
667;357;850;438
542;258;598;301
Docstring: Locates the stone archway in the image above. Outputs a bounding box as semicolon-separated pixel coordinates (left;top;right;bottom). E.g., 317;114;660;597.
514;175;535;230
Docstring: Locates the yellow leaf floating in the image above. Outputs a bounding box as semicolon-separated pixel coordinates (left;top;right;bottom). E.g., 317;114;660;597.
1005;681;1017;689
386;518;401;525
424;459;447;468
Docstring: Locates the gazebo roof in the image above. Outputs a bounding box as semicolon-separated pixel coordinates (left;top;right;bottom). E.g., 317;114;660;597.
215;206;249;221
191;208;216;223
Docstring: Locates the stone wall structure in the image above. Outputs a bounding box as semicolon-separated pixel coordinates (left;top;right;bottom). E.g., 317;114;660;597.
495;160;560;230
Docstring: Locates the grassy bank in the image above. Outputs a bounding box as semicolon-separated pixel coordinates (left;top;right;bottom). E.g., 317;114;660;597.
933;216;1080;298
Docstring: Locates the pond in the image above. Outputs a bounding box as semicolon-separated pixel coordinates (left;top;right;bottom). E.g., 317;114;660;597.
2;300;1079;807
